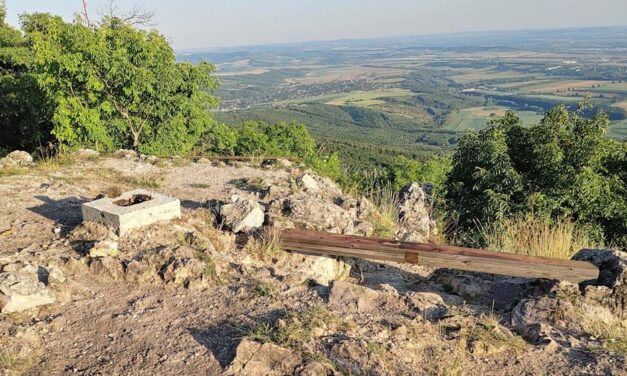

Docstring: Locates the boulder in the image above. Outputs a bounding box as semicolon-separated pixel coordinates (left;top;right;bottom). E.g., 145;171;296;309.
161;258;206;287
88;240;119;258
0;268;55;313
407;291;449;321
298;361;337;376
328;281;381;313
220;198;265;233
226;339;301;376
288;255;351;287
0;150;33;168
270;194;353;234
572;248;627;318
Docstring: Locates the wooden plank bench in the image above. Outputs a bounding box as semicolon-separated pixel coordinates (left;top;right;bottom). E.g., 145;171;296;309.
279;229;599;283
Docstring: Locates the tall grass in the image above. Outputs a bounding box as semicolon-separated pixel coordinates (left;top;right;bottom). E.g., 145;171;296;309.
479;215;596;259
367;184;400;239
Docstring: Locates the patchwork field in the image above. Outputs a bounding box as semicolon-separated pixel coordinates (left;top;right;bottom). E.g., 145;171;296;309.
325;89;414;107
445;107;544;131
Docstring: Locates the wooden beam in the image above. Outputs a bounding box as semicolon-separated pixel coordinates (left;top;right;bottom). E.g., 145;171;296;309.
279;229;599;283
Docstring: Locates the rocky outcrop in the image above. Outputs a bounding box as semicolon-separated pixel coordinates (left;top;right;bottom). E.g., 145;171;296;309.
395;183;437;243
0;150;33;168
226;339;301;376
219;198;266;233
572;248;627;318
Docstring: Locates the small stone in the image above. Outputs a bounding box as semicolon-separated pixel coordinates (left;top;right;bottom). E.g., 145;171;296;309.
226;339;301;376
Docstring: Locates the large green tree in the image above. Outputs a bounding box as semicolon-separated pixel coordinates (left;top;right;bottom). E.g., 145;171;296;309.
0;1;53;153
25;13;220;155
446;105;627;247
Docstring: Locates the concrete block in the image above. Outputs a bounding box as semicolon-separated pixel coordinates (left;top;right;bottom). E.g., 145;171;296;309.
81;189;181;235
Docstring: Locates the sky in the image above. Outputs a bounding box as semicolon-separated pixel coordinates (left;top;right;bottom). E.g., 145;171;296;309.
5;0;627;50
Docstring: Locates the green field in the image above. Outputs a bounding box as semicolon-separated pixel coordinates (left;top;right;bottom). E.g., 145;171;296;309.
445;107;544;131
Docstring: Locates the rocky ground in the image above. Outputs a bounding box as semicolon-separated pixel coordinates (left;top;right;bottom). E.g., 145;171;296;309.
0;150;625;375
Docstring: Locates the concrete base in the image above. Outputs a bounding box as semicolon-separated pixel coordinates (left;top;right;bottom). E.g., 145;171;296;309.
82;189;181;235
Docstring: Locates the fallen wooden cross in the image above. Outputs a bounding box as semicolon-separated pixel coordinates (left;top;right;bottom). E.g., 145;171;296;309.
279;229;599;283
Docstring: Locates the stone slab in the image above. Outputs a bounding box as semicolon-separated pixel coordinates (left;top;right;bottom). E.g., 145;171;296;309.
81;189;181;235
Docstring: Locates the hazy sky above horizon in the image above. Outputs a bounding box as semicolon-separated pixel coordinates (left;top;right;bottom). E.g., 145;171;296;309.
5;0;627;50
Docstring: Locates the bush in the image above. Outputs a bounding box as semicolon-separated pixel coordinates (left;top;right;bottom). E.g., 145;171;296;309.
446;106;627;247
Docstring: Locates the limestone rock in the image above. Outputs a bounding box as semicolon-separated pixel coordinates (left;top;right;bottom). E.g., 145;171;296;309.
89;257;125;280
89;240;119;258
407;291;449;321
220;198;265;233
395;183;435;243
0;268;55;313
226;339;301;376
298;174;320;193
289;255;351;287
328;281;380;313
298;361;337;376
572;248;627;318
0;150;33;168
113;149;138;159
75;149;100;158
511;296;579;336
162;258;206;288
270;194;353;234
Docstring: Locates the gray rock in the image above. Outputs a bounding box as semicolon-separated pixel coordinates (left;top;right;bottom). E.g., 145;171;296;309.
270;194;353;234
289;255;351;287
572;248;627;318
328;281;381;313
407;291;449;321
0;150;33;168
75;149;100;158
395;183;435;243
0;267;55;313
220;198;265;233
298;174;320;193
113;149;138;159
226;339;301;376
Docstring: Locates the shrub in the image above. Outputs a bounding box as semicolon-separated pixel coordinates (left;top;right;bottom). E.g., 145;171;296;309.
446;105;627;247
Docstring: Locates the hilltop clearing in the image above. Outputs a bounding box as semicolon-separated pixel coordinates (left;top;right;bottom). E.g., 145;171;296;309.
0;153;625;375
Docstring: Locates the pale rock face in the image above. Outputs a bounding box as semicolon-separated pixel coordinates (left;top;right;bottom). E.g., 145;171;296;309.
0;150;33;168
219;198;265;233
226;339;301;376
270;194;354;234
0;266;55;313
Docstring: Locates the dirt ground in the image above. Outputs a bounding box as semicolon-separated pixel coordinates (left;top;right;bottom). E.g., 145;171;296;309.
0;156;625;375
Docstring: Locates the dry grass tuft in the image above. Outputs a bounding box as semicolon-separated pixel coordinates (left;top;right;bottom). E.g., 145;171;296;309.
580;309;627;355
480;215;596;259
367;185;400;239
246;226;283;261
246;305;336;350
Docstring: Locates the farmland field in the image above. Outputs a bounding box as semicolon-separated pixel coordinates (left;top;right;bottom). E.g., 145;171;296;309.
183;27;627;169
